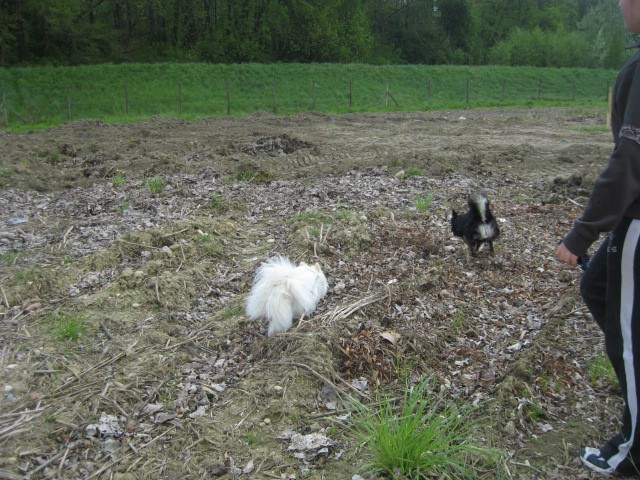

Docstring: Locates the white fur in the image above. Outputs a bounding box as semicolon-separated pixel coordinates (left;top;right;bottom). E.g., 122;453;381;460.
477;222;497;240
246;256;328;336
471;193;488;222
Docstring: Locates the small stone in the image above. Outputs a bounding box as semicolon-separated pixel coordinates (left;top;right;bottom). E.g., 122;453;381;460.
503;420;517;435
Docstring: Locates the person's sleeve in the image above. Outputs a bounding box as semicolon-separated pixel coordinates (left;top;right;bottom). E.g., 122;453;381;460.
563;61;640;257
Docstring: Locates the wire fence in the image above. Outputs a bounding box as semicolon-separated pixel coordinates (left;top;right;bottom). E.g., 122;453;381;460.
0;71;617;128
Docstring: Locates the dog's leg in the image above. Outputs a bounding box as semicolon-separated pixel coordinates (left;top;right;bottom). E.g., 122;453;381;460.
489;241;495;255
462;237;473;262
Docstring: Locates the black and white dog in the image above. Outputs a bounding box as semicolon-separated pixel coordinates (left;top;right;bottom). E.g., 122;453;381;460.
451;193;500;257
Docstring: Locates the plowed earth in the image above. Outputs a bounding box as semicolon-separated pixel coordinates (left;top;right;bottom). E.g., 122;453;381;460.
0;108;630;479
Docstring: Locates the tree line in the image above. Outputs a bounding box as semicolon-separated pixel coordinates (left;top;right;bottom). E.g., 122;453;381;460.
0;0;634;68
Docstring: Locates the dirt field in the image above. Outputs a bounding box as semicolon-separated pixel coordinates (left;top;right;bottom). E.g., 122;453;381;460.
0;107;631;479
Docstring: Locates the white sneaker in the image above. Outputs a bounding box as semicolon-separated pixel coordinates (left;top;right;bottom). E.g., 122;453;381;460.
580;446;616;475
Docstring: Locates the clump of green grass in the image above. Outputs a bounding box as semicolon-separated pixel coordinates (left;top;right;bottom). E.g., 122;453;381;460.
112;173;126;187
196;233;224;257
54;314;87;342
403;167;427;179
116;203;130;214
12;267;40;283
210;193;224;209
47;150;63;165
1;251;20;266
451;308;466;333
290;212;333;224
146;177;165;194
346;380;498;479
577;126;609;133
209;193;229;212
235;167;274;184
521;399;546;422
588;352;618;389
415;193;434;213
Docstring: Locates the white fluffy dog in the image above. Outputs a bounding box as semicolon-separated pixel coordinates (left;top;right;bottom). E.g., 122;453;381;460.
246;256;328;336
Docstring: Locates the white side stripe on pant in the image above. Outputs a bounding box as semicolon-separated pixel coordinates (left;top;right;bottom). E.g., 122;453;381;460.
610;219;640;469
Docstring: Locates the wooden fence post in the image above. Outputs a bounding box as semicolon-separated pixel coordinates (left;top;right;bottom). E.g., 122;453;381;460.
312;80;316;110
67;86;72;120
2;91;7;127
179;82;182;115
226;80;231;115
538;79;542;100
466;77;470;103
349;79;353;107
385;80;389;107
272;82;276;113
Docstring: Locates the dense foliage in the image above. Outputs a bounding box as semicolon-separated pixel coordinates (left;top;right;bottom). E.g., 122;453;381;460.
0;0;635;68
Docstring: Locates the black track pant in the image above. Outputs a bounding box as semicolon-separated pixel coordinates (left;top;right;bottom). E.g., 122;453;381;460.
581;217;640;475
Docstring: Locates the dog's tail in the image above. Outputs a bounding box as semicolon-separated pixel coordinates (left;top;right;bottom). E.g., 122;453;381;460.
245;256;294;321
264;278;320;336
246;256;322;336
263;282;296;336
468;193;490;223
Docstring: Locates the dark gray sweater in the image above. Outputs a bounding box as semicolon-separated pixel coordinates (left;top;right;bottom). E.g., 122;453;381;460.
564;48;640;257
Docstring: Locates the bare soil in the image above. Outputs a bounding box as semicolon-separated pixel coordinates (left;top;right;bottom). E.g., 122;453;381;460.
0;107;631;479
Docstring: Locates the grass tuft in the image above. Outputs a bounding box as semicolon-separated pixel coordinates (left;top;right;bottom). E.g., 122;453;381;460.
146;177;165;194
415;193;434;213
588;351;618;389
346;379;499;479
112;173;126;187
53;314;87;342
403;167;427;179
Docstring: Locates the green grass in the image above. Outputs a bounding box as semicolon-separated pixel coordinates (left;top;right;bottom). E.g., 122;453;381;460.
112;174;126;187
588;352;618;389
1;251;20;266
346;379;499;479
116;203;130;214
235;167;274;184
403;167;427;179
209;193;228;212
11;267;40;283
53;314;87;342
0;63;616;130
146;177;165;194
415;193;434;213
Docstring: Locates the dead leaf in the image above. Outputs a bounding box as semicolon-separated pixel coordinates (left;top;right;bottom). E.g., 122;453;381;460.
380;330;401;345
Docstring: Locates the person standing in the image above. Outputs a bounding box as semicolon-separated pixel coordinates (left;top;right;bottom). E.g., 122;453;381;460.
557;0;640;474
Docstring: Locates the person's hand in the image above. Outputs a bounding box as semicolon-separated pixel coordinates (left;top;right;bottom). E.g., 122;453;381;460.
556;242;579;266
